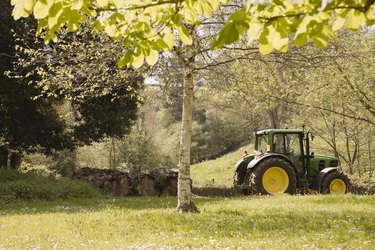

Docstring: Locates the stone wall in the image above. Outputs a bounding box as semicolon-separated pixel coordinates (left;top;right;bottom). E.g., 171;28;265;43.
350;181;375;195
73;168;178;196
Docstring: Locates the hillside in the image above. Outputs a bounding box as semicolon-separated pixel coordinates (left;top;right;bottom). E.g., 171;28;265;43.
191;145;253;187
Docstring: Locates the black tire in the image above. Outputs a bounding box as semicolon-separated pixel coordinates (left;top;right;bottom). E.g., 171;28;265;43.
321;171;350;194
233;172;241;186
233;160;247;186
250;158;297;195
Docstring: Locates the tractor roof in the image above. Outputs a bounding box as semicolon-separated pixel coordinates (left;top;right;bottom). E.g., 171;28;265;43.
255;129;304;135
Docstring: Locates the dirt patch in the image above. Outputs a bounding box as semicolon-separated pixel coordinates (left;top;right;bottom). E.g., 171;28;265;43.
192;186;245;197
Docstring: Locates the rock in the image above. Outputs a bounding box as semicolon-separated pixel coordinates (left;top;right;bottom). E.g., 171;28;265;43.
73;167;178;197
133;173;159;196
73;168;132;196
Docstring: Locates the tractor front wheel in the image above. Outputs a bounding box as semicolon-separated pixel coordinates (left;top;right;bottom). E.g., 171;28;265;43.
321;171;349;194
250;158;296;195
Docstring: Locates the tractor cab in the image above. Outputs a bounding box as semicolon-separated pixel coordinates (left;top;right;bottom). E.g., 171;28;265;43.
254;129;306;178
234;128;349;195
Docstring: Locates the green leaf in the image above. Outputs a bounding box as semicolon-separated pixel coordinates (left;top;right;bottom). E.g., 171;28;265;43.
117;50;133;68
172;13;183;26
81;5;97;17
332;16;346;31
163;29;175;50
197;0;213;18
12;0;35;20
132;51;144;69
247;22;263;40
112;0;125;8
294;33;308;47
156;38;169;51
212;22;239;49
295;15;313;36
33;0;49;19
36;18;47;34
176;24;192;45
312;34;328;48
346;9;366;30
259;42;273;55
259;26;272;55
104;24;117;37
49;30;58;42
322;25;336;40
145;49;159;66
273;36;289;51
71;0;84;10
96;0;109;8
66;11;82;31
317;12;331;22
272;21;288;51
47;3;63;29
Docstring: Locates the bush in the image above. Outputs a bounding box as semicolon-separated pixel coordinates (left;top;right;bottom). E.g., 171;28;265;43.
349;176;375;195
48;150;77;177
115;124;164;172
0;169;101;203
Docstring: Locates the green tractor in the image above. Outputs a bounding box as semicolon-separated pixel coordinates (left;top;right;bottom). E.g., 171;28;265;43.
234;128;350;195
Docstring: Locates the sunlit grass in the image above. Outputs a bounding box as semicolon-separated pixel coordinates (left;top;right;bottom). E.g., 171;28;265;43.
0;195;374;249
191;146;251;187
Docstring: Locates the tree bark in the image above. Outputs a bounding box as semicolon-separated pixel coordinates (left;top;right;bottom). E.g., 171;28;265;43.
176;61;198;213
267;108;280;129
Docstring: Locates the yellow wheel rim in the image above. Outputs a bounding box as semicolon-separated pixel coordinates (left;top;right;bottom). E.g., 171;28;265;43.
262;167;289;195
329;179;346;194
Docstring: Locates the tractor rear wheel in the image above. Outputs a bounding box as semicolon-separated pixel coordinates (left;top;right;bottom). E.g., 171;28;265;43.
250;158;296;195
321;171;349;194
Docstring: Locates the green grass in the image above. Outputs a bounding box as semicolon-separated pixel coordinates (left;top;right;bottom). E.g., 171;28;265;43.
0;195;374;249
191;145;251;187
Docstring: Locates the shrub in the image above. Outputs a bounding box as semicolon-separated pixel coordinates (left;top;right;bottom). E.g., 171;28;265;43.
0;169;101;203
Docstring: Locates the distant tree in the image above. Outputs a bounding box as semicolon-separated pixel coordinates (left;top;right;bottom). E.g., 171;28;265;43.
0;1;72;168
1;1;144;167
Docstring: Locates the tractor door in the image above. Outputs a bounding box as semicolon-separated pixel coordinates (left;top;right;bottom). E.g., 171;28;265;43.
273;133;305;178
286;134;305;178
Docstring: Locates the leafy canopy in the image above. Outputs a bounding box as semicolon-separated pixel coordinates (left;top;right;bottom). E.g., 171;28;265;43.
11;0;375;67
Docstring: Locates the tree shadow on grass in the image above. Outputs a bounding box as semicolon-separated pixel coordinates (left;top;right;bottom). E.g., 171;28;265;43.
0;195;228;215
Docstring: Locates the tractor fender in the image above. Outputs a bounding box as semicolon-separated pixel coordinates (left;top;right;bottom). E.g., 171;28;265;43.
234;159;247;171
247;154;294;170
311;167;338;192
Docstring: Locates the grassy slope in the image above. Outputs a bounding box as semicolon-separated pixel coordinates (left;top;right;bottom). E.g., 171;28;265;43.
191;146;252;187
0;195;374;249
190;145;375;189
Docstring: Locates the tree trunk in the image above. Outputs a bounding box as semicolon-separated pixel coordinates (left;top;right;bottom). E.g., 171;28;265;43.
176;63;198;213
267;108;280;129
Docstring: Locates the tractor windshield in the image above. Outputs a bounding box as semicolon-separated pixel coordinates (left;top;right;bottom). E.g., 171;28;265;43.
256;134;269;153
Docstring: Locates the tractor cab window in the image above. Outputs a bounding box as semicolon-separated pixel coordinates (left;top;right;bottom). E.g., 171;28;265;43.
273;133;301;155
256;134;269;153
285;134;301;155
273;134;285;153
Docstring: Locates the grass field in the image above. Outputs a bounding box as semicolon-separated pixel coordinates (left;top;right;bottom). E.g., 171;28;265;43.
1;194;374;249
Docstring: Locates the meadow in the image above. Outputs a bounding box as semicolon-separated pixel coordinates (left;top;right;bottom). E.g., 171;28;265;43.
0;195;374;249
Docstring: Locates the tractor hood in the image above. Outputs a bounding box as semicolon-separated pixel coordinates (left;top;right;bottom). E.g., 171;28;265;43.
313;153;337;161
310;153;339;170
